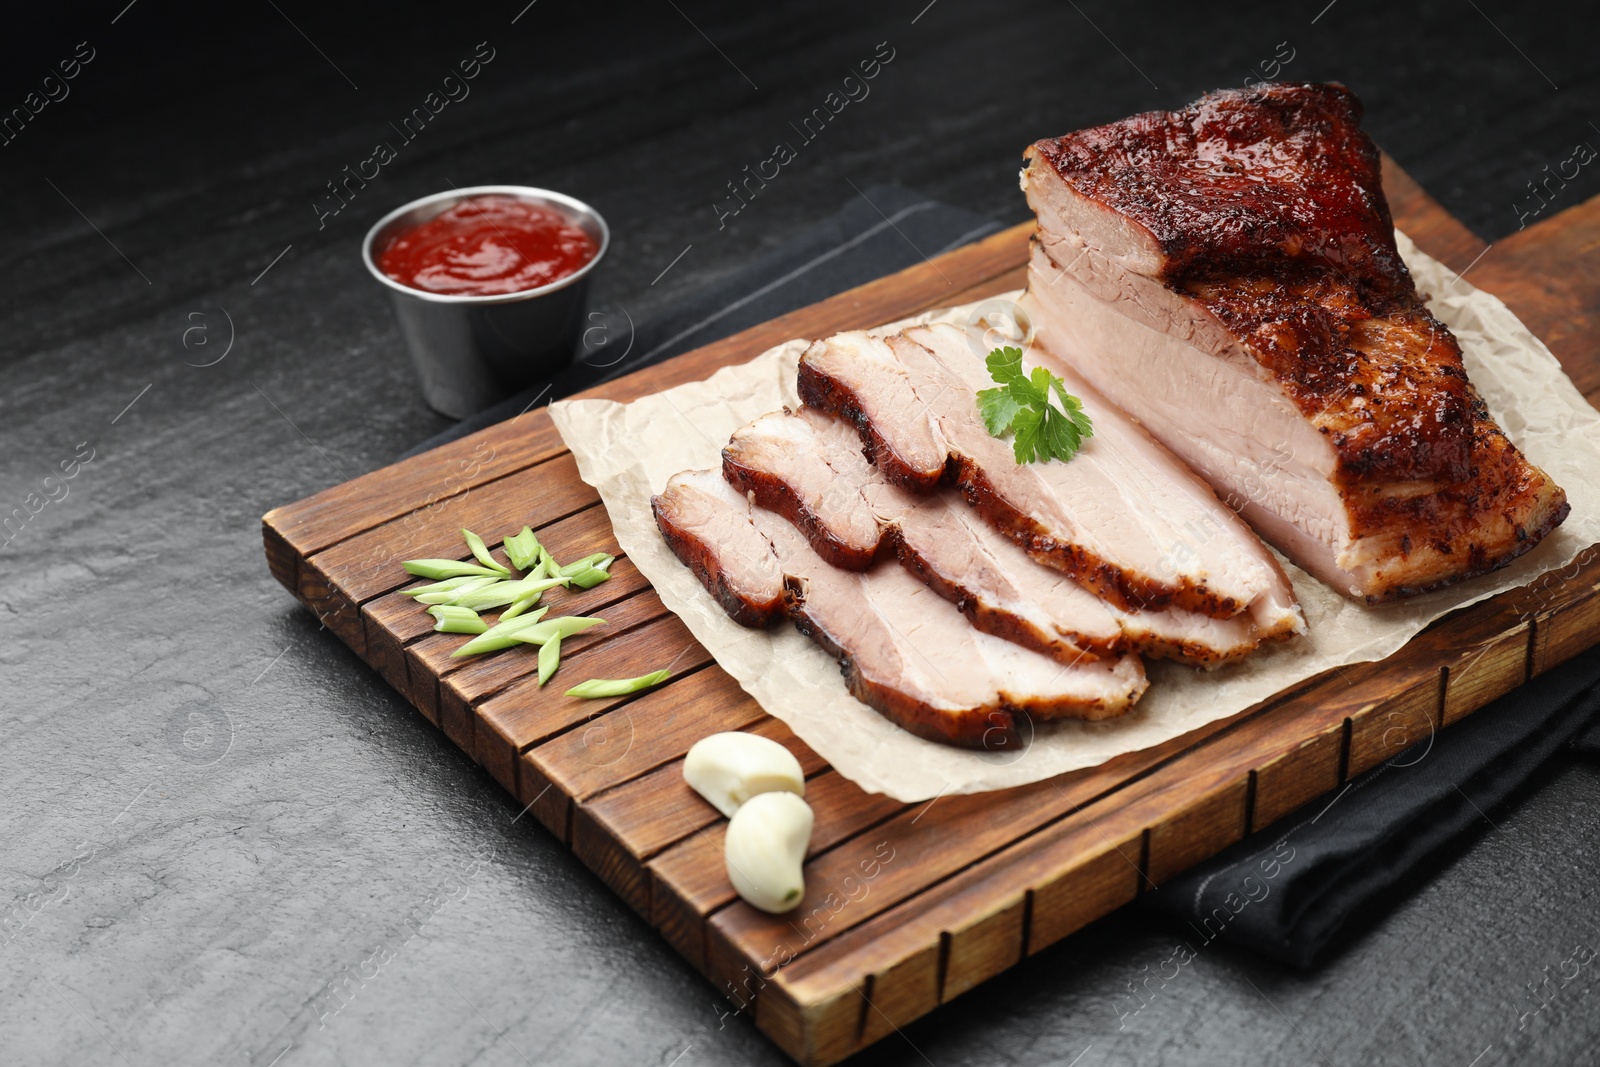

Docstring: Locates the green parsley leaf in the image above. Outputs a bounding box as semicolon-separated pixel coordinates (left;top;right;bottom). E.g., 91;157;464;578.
976;385;1024;437
985;346;1027;387
974;347;1094;464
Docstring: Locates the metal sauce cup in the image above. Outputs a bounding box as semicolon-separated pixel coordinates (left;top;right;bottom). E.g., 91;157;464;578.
362;185;610;418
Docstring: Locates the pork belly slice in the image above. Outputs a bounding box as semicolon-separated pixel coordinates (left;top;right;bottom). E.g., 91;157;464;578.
651;468;787;627
798;324;1302;637
724;407;1264;666
652;470;1146;749
725;407;1117;662
1020;81;1568;601
722;406;891;571
795;328;949;489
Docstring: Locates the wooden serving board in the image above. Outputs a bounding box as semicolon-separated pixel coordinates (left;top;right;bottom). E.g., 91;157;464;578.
263;160;1600;1066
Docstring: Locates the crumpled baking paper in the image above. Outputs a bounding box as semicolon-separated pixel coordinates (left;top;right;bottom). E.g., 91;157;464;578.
549;232;1600;802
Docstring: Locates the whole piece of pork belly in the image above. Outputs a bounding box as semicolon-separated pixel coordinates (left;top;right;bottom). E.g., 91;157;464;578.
652;469;1147;749
723;406;1265;666
798;323;1302;638
1020;81;1568;602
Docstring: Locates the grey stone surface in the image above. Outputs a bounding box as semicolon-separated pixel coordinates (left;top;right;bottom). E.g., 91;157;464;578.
3;2;1599;1064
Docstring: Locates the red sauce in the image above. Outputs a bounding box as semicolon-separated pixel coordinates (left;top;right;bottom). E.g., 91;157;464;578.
378;194;597;296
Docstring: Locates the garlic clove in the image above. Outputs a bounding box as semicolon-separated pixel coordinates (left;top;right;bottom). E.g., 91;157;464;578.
683;731;805;819
724;791;813;913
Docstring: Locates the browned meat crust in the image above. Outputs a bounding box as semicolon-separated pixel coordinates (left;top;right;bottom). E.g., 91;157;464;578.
800;348;1244;617
795;354;947;491
722;446;890;572
782;590;1021;750
650;495;785;628
1341;385;1570;602
653;472;1144;750
1026;82;1568;598
1028;83;1405;298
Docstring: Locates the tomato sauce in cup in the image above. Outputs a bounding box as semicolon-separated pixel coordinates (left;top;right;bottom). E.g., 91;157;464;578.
377;194;598;297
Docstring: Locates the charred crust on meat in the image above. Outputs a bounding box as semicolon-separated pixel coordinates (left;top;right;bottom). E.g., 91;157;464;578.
1030;84;1402;290
792;594;1023;749
796;357;943;489
1030;82;1481;487
721;446;888;571
804;332;1260;620
894;536;1109;664
1027;80;1568;600
651;494;785;628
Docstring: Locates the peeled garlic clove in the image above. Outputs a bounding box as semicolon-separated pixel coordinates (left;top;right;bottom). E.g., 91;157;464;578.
683;732;805;819
725;791;813;913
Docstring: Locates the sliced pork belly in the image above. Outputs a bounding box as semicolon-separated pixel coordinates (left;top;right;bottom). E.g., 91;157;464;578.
796;329;949;489
722;407;889;570
798;324;1302;639
651;468;786;627
1020;82;1568;601
725;407;1119;662
724;407;1264;666
652;470;1147;749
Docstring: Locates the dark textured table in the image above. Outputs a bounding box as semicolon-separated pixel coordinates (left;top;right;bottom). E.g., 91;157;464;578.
5;3;1600;1064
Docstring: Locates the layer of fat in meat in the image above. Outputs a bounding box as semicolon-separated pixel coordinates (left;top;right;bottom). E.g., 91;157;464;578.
753;510;1147;719
799;332;948;485
656;469;787;603
1020;241;1370;596
738;406;1268;664
897;323;1301;634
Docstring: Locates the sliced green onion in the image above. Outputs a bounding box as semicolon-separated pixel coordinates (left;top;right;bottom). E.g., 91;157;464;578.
537;633;561;688
558;552;612;578
451;608;551;657
427;605;488;634
499;590;542;621
566;564;612;590
403;574;492;598
462;528;511;575
403;558;505;580
502;526;543;571
413;575;501;605
538;545;561;575
565;669;671;699
509;615;606;646
450;575;569;612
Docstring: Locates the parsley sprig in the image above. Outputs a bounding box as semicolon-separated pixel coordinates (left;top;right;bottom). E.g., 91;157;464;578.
975;347;1093;464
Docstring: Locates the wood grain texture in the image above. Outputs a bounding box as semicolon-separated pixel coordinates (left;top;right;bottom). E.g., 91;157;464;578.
260;165;1600;1066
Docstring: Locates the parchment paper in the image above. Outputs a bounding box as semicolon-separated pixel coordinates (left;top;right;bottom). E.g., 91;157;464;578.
549;233;1600;802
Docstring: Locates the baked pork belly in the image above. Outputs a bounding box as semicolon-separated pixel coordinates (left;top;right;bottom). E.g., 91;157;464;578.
1020;81;1569;601
798;324;1302;637
652;469;1147;748
723;406;1264;666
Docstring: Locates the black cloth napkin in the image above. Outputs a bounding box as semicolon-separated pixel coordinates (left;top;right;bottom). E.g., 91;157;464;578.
398;185;1003;459
1143;646;1600;968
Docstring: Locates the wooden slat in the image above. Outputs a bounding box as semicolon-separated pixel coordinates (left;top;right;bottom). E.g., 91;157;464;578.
260;166;1600;1067
305;453;597;604
474;609;714;790
518;665;765;837
1473;194;1600;396
265;414;569;561
1346;671;1442;777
